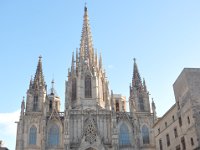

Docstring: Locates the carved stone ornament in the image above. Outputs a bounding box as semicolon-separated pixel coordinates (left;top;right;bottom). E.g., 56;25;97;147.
84;118;97;144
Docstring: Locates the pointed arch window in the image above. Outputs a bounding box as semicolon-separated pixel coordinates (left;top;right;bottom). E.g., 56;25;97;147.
119;123;131;146
49;100;52;112
33;95;38;111
85;75;92;98
29;126;37;145
72;78;77;100
142;125;150;144
48;124;59;146
139;96;144;111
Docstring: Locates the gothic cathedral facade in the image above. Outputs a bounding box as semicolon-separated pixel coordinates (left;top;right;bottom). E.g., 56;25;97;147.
16;6;156;150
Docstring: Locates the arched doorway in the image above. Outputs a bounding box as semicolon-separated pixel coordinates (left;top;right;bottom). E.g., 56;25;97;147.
86;148;96;150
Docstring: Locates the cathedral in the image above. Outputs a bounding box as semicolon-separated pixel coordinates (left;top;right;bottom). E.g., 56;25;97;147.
15;6;156;150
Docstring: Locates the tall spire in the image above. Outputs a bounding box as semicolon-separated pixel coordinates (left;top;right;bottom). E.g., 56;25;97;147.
80;5;94;63
33;56;45;89
132;58;142;89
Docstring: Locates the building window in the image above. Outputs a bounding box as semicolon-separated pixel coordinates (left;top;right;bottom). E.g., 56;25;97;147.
48;124;59;146
142;125;150;144
172;115;175;122
179;116;182;127
159;139;163;150
139;96;144;111
191;137;194;146
181;136;186;150
29;126;37;145
116;101;119;112
166;134;170;146
119;123;131;146
187;116;190;124
165;122;167;128
33;95;38;111
174;127;178;138
176;145;181;150
49;100;52;112
85;75;92;98
72;78;76;100
158;128;160;134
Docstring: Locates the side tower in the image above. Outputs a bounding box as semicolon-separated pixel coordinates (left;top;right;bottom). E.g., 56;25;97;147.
65;6;110;110
129;59;156;149
129;59;150;113
16;56;47;150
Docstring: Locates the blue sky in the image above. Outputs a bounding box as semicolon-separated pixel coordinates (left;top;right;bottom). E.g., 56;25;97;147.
0;1;200;149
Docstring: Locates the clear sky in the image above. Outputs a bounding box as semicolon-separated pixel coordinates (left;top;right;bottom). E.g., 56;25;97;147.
0;1;200;149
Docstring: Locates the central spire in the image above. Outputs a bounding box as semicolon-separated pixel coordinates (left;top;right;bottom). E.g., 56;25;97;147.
80;5;94;64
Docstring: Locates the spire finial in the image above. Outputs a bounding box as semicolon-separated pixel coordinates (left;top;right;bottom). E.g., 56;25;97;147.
39;55;42;59
50;79;56;95
133;58;136;63
84;2;87;11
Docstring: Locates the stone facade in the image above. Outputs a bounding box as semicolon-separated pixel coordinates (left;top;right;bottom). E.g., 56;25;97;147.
154;68;200;150
15;6;156;150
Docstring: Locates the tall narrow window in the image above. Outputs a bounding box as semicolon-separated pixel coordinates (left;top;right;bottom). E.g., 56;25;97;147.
29;126;37;145
33;95;38;111
191;137;194;146
49;100;52;112
72;78;77;100
172;115;175;122
166;134;170;146
116;101;119;112
48;124;59;146
139;96;144;111
119;123;131;146
187;116;190;124
179;116;182;127
159;139;163;150
158;128;160;134
165;122;167;128
174;127;178;138
142;125;150;144
85;75;92;98
181;136;186;150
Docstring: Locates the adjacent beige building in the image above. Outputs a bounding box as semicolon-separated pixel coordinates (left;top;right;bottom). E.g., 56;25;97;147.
154;68;200;150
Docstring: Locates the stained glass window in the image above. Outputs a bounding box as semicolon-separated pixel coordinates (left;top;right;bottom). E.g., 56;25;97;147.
48;124;59;146
119;123;130;146
142;125;150;144
29;126;37;145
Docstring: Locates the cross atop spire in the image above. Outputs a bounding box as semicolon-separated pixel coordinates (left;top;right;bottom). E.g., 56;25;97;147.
33;56;45;89
80;5;94;63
